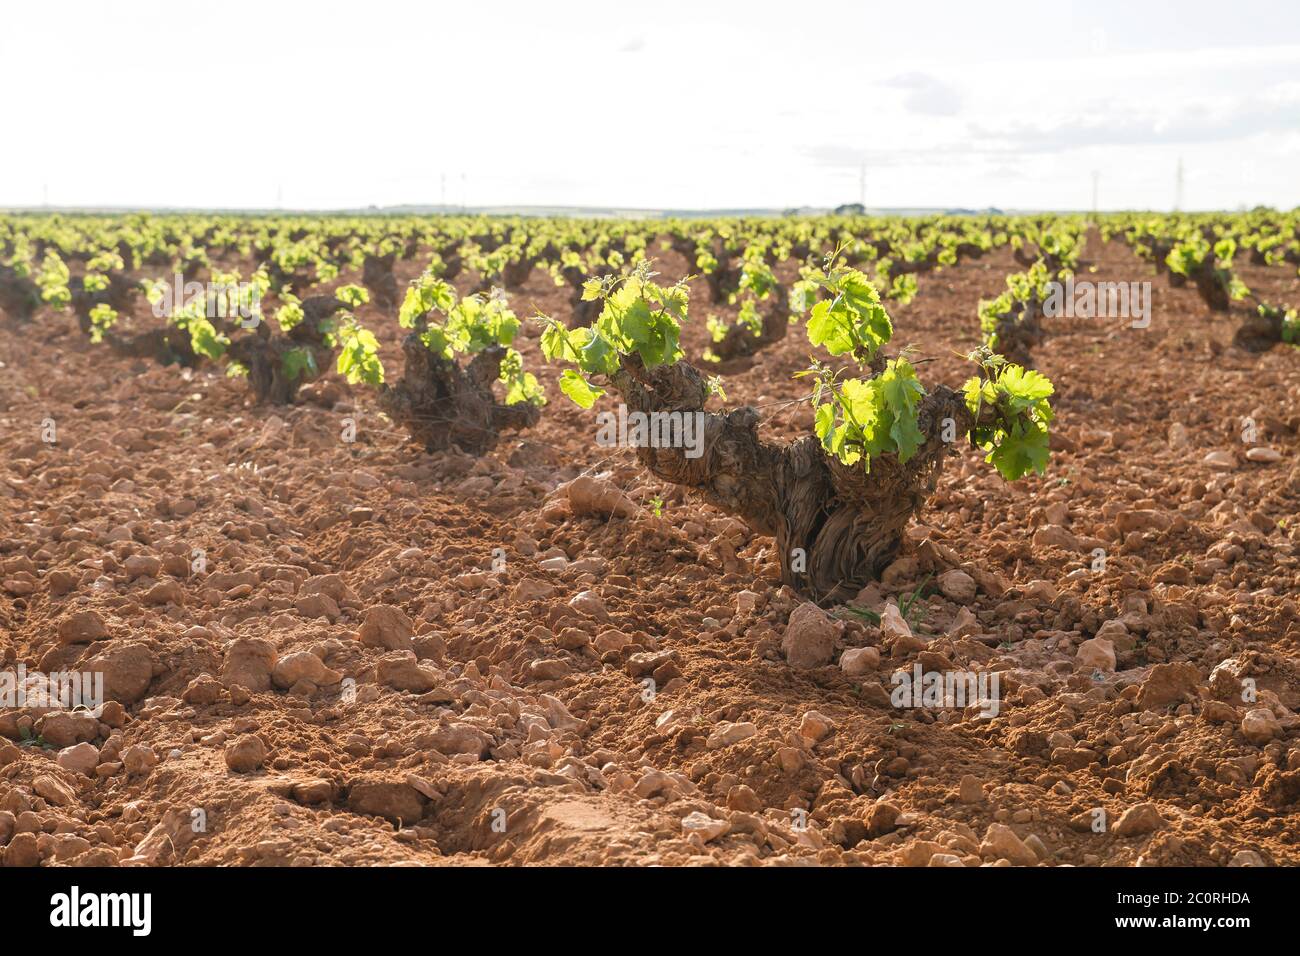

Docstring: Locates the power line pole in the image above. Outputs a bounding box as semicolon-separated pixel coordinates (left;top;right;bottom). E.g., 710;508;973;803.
858;161;866;208
1091;170;1099;214
1174;158;1184;212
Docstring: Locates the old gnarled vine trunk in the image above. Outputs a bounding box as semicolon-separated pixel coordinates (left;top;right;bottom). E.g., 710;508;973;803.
1233;308;1285;353
227;295;344;403
379;335;540;455
992;299;1045;369
609;355;971;605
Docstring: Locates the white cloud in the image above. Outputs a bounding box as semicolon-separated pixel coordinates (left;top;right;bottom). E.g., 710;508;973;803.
1;0;1297;211
881;72;963;117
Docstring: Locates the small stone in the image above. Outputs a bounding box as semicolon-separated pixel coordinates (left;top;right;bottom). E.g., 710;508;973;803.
633;769;677;799
948;606;980;638
181;675;224;706
900;840;944;866
357;604;414;651
566;475;636;519
938;569;977;603
1032;525;1082;551
840;646;880;676
1024;834;1050;861
1203;450;1237;471
143;580;185;606
567;590;608;620
220;637;277;693
272;650;341;690
121;745;158;775
510;579;554;604
798;711;834;743
706;721;758;749
1241;708;1281;745
85;643;155;704
56;609;110;645
726;785;762;813
1245;447;1282;463
775;747;805;774
625;650;677;678
864;801;900;837
880;602;914;642
1137;662;1200;710
346;781;426;826
35;712;98;748
123;555;163;581
1076;637;1116;672
526;658;570;681
55;743;100;776
3;832;40;867
425;724;491;758
958;774;985;804
1114;803;1163;837
32;774;77;807
375;651;440;693
594;629;630;654
681;811;730;843
1229;849;1265;867
980;823;1037;865
224;734;266;773
781;602;838;669
291;779;335;804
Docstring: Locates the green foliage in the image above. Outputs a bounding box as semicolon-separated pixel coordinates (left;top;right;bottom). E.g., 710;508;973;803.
808;357;925;469
962;358;1054;480
399;270;457;329
540;263;687;407
335;283;370;308
282;346;318;382
335;316;384;386
889;273;918;306
804;265;892;363
499;347;546;407
173;300;229;360
87;303;117;343
275;292;304;332
36;252;71;309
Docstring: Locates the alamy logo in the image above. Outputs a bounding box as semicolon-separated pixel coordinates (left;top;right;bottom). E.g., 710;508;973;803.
891;666;1001;718
49;886;151;937
596;404;707;459
149;273;261;326
0;664;103;716
1042;277;1150;329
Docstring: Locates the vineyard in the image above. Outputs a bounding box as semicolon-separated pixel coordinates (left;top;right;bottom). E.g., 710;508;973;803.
0;208;1297;869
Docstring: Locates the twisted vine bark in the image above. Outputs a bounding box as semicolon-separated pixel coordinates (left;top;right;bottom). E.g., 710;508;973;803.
227;295;344;403
66;275;201;366
0;266;40;321
379;337;540;455
608;354;971;605
990;298;1045;369
363;253;398;309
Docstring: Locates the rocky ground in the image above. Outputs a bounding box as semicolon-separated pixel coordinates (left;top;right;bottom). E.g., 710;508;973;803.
0;236;1297;867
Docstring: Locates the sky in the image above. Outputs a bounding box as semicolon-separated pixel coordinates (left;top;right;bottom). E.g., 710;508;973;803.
2;0;1298;211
